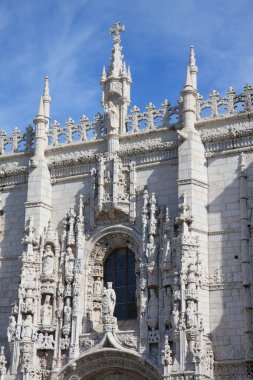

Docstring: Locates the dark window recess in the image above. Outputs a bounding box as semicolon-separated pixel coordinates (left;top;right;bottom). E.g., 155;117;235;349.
104;247;137;320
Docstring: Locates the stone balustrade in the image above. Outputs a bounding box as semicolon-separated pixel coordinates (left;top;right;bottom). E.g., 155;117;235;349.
197;84;253;120
0;86;253;156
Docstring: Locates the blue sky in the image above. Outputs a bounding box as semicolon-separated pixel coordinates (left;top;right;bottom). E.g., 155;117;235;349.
0;0;253;134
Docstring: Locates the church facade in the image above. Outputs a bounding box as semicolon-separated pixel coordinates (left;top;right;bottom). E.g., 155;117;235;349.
0;22;252;379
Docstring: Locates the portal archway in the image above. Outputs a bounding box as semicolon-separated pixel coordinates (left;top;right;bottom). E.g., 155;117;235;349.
59;349;161;380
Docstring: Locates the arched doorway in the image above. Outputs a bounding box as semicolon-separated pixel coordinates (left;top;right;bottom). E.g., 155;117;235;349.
59;349;161;380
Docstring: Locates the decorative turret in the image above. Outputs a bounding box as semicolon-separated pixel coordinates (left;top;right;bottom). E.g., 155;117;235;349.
189;46;198;90
101;22;131;151
42;76;51;129
33;96;47;159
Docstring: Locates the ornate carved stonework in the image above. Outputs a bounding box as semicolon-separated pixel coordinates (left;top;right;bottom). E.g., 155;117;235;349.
2;21;252;380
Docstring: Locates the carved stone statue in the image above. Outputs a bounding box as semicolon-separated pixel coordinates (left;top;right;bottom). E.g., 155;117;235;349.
171;303;179;331
186;300;197;329
22;315;33;340
63;298;72;326
7;316;16;342
146;235;157;264
105;101;119;134
65;247;75;277
93;278;102;297
101;282;116;316
147;288;158;331
41;295;53;325
42;245;54;275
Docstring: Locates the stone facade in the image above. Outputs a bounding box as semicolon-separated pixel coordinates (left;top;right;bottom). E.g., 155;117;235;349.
0;22;252;379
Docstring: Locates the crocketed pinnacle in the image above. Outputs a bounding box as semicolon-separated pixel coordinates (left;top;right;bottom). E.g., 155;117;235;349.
108;22;126;78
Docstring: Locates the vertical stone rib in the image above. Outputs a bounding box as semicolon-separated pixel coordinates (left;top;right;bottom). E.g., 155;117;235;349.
239;153;253;360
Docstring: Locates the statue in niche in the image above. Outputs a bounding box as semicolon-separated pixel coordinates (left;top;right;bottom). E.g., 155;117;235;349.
7;316;16;342
171;303;179;331
146;235;157;264
22;315;33;340
104;101;119;134
63;298;72;326
101;282;116;316
42;245;54;275
93;278;102;297
147;288;158;331
41;295;53;325
65;247;75;276
186;300;197;329
163;287;172;326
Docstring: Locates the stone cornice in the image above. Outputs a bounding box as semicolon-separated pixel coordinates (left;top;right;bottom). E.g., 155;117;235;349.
195;110;253;128
25;201;53;211
118;140;177;159
177;178;208;189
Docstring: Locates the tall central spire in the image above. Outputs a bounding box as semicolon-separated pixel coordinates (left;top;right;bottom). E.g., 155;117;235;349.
108;22;126;78
101;22;131;145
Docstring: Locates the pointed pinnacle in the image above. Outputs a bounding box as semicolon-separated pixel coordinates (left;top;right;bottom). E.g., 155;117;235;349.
185;65;192;87
43;75;50;97
189;45;196;67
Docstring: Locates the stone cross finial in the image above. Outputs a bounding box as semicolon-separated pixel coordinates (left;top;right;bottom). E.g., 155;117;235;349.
109;22;125;44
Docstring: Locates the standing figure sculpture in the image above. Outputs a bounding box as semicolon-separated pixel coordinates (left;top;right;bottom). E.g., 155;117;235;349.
104;101;119;134
22;315;33;340
7;316;16;342
65;247;75;277
41;295;53;326
42;245;54;275
101;282;116;316
147;288;158;331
